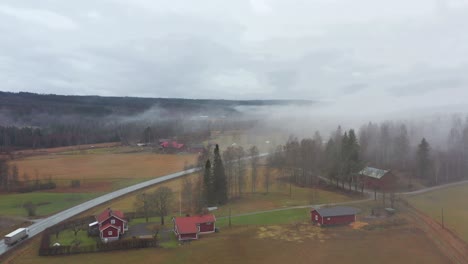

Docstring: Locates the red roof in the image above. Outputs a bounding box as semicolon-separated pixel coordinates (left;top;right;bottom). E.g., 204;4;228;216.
96;208;125;223
160;141;185;149
99;223;119;231
174;214;216;234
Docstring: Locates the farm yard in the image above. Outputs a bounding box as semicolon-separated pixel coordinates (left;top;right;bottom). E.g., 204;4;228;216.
2;209;450;264
407;183;468;242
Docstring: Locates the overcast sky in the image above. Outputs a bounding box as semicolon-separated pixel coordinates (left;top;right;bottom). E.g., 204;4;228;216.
1;0;468;113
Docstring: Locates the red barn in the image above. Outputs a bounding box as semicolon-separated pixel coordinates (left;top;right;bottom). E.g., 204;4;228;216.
95;208;128;242
173;214;216;241
359;167;398;198
311;206;358;226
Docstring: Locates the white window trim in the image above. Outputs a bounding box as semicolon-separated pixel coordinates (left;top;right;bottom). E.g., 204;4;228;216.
111;219;116;224
108;231;112;236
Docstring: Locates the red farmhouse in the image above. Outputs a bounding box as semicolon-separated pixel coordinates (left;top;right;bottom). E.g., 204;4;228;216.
173;214;216;241
95;208;128;242
311;206;358;226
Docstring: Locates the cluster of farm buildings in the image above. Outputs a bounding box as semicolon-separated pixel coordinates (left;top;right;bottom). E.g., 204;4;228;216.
87;166;394;243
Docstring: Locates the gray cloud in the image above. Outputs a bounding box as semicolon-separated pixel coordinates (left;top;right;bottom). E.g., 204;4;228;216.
0;0;467;114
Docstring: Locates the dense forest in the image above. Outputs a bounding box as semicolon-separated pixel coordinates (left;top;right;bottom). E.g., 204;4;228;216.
269;117;468;192
0;91;311;151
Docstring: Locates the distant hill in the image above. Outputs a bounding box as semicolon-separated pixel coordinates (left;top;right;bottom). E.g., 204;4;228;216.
0;91;313;121
0;91;313;150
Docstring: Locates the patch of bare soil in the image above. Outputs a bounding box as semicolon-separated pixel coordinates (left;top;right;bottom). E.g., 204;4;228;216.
350;221;369;230
256;223;328;243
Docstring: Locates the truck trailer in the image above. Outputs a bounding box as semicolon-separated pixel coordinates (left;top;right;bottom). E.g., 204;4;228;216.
4;228;29;246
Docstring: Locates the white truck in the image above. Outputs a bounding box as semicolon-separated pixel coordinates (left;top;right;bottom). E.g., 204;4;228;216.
4;228;29;246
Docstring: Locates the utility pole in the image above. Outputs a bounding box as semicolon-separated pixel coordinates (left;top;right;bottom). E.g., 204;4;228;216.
179;190;182;216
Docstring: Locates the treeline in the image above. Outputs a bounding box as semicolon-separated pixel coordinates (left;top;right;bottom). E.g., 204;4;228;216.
269;119;468;191
0;124;118;151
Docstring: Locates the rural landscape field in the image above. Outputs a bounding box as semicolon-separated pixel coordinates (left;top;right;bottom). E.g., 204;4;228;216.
2;0;468;263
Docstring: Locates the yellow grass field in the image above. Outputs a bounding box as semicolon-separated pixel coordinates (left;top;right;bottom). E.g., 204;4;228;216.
3;222;449;264
407;184;468;242
12;153;197;181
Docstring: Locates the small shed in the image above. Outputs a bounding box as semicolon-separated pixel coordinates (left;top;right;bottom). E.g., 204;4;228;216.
311;206;359;226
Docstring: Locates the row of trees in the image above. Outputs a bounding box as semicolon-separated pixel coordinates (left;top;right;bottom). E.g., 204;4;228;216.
134;186;174;225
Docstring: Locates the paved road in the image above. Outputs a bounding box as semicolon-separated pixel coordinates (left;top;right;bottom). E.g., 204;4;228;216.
0;152;270;256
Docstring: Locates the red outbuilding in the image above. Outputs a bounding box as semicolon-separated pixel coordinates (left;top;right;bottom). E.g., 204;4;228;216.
311;206;359;226
173;214;216;241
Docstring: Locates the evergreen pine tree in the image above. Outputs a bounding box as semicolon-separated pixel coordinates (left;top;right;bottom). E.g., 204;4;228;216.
203;159;214;206
213;144;228;205
417;138;431;180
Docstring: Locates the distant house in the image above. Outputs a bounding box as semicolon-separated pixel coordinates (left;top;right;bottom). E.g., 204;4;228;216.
173;214;216;241
311;206;358;226
94;208;128;242
159;139;185;151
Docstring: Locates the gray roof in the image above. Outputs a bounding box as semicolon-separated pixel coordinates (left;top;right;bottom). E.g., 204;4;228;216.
359;166;389;179
313;206;359;217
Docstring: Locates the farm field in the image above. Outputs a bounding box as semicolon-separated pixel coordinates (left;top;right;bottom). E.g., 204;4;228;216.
12;152;197;181
4;218;449;264
9;152;197;192
407;184;468;242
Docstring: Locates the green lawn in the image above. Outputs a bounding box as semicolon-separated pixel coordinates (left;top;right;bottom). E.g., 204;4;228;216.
213;187;355;218
216;208;309;227
160;233;178;249
50;229;98;247
0;192;99;217
407;184;468;242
